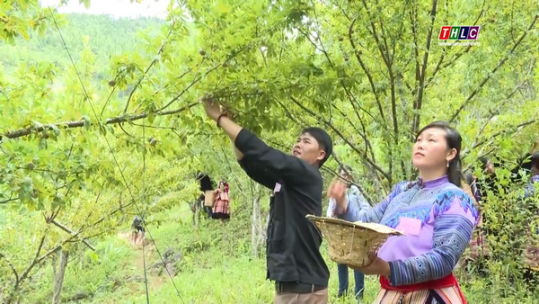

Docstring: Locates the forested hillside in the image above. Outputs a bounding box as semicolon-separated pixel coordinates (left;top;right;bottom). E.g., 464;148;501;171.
1;0;538;303
0;14;163;79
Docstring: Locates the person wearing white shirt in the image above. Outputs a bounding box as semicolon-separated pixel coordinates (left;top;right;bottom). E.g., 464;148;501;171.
326;165;369;300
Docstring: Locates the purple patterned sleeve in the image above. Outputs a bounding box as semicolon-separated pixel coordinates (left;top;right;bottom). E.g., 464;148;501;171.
387;191;478;286
337;181;409;223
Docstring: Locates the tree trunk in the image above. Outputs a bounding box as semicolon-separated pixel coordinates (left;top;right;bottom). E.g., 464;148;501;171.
52;250;69;304
257;206;268;255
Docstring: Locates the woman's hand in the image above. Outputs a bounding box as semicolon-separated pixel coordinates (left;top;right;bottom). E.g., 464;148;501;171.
349;253;391;276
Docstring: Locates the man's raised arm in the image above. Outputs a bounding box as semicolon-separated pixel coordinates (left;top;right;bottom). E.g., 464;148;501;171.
230;138;244;160
201;98;315;185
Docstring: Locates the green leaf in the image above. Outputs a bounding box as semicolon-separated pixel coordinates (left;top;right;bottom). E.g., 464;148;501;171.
88;251;98;262
81;0;90;10
148;111;155;124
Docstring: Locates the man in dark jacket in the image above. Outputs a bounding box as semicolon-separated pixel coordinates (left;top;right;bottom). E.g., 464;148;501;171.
201;97;332;303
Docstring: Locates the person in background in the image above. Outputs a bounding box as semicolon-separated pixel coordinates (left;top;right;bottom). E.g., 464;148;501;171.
326;165;368;300
522;152;539;199
200;96;332;304
464;156;494;203
521;151;539;287
212;180;231;223
461;157;493;272
130;215;145;247
196;172;214;218
459;166;489;276
328;121;477;303
471;156;507;251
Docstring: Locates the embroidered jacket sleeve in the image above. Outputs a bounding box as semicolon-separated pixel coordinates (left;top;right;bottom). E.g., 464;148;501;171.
235;129;318;186
336;181;409;223
387;190;478;286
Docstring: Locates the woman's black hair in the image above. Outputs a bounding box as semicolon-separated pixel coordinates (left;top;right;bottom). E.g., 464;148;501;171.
416;121;463;187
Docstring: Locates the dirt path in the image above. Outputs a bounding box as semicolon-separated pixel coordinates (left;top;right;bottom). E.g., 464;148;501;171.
117;232;165;290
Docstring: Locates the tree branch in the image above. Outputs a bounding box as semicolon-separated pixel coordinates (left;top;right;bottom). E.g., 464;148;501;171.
360;0;399;180
156;34;270;113
296;27;376;121
277;99;379;188
449;14;538;123
462;114;496;160
16;235;46;290
461;57;536;158
289;97;389;180
157;64;217;112
361;0;390;68
0;252;19;287
274;98;309;131
424;0;486;89
1;102;199;141
329;103;376;162
471;118;539;151
411;0;438;139
0;197;19;204
123;21;176;114
49;219;95;251
373;0;393;64
410;0;420;119
348;18;385;120
89;200;135;228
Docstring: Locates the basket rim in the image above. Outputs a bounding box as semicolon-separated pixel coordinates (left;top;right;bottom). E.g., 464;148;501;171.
306;215;404;236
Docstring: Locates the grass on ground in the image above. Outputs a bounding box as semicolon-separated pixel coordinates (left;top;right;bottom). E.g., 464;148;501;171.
23;203;538;303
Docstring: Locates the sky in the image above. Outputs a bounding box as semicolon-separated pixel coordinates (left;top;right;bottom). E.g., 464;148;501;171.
40;0;170;19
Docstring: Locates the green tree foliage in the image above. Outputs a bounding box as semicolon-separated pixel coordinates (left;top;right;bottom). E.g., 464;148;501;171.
0;0;538;302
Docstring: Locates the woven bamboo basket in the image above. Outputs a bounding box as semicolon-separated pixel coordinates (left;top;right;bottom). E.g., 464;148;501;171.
306;215;403;268
204;190;216;207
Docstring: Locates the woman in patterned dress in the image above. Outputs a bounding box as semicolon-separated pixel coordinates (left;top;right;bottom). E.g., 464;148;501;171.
328;121;478;304
212;180;230;223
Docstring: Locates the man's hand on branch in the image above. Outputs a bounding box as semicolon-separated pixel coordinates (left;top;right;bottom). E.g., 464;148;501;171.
199;94;222;122
199;93;242;148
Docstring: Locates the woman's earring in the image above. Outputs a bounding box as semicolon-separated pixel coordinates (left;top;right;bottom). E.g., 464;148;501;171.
447;161;450;168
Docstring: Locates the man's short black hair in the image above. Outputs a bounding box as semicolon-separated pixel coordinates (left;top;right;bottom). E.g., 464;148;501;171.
300;127;332;167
